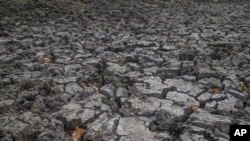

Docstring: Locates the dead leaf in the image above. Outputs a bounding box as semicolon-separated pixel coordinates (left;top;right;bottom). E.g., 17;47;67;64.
117;21;125;28
213;87;223;94
191;105;199;112
92;86;100;93
85;83;100;93
128;84;133;90
241;84;250;94
72;126;87;141
39;57;52;64
20;81;34;91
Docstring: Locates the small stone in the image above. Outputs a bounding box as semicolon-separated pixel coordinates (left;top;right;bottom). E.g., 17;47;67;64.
166;91;199;105
100;84;115;98
162;45;176;51
65;83;83;96
234;99;244;109
116;117;170;140
115;87;129;98
0;100;14;107
197;92;212;102
0;78;12;87
196;69;219;80
136;41;156;47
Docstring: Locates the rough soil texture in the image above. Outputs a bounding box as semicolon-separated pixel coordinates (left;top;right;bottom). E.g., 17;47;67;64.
0;0;250;141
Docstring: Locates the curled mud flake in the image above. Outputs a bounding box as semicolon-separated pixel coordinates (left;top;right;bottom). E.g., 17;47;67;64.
240;83;250;94
20;81;34;91
191;105;199;112
213;87;223;94
38;57;52;64
84;82;100;93
72;126;87;141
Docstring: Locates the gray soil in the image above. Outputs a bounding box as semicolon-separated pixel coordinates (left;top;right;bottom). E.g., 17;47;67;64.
0;0;250;140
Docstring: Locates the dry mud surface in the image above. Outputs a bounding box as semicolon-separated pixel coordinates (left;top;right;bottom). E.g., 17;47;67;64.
0;0;250;140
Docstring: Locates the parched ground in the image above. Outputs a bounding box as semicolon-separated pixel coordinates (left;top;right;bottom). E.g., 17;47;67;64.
0;0;250;140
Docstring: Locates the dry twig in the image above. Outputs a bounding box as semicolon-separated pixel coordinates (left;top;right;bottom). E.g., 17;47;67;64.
84;83;100;93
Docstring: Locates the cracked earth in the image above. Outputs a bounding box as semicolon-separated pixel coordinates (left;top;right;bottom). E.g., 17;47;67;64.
0;0;250;140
